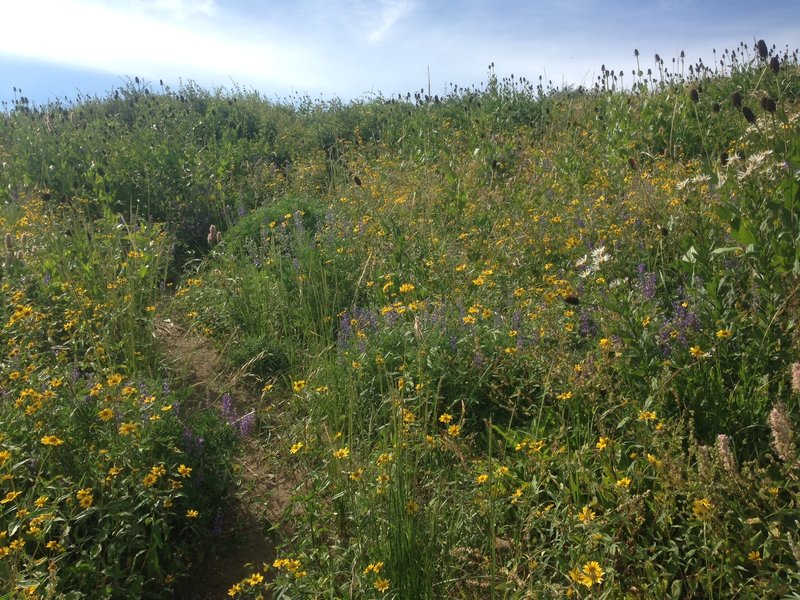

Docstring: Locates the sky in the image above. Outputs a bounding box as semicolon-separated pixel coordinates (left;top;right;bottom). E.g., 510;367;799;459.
1;0;799;107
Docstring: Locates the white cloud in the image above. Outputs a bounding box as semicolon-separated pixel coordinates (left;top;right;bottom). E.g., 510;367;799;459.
0;0;320;91
368;0;413;43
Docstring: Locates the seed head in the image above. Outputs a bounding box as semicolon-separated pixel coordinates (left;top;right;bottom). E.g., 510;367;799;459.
731;91;743;108
742;106;756;124
690;88;699;103
761;96;776;113
769;56;780;74
791;362;800;394
769;404;796;463
716;434;737;476
756;39;768;60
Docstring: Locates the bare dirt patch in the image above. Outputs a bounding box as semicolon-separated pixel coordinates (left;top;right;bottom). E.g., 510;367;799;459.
155;318;295;599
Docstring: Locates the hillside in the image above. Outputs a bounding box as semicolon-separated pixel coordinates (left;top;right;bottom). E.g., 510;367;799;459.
1;40;800;598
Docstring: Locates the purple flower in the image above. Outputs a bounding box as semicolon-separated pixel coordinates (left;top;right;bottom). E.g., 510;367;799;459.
221;393;235;423
238;412;256;437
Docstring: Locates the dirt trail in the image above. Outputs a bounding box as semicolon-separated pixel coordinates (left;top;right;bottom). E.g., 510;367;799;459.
155;318;294;599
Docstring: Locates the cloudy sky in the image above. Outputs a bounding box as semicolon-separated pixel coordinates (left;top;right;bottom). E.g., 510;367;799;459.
1;0;799;107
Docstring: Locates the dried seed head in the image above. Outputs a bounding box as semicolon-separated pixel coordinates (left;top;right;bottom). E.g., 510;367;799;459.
761;96;777;113
4;233;13;251
690;88;699;103
716;434;737;476
791;362;800;394
769;404;796;463
696;444;711;478
756;39;768;60
720;152;729;166
742;106;756;124
712;102;721;113
731;91;742;108
770;56;780;73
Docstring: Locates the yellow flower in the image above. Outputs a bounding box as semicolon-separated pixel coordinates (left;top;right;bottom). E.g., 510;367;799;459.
290;442;304;454
399;283;415;293
475;474;489;484
582;561;604;585
637;411;657;422
40;435;64;446
363;561;384;574
599;338;612;349
374;578;390;593
98;408;114;422
462;315;477;325
596;436;609;450
556;391;572;401
292;380;306;394
447;424;461;437
689;345;705;357
438;413;453;424
333;447;350;459
1;491;21;504
142;473;158;487
186;509;199;518
716;328;732;339
178;464;192;477
76;488;93;509
106;374;123;387
227;583;242;596
692;498;713;520
748;550;761;563
578;505;596;523
616;477;632;488
118;422;138;436
0;450;10;466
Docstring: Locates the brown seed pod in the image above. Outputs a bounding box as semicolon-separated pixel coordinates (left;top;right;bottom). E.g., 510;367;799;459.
756;39;768;60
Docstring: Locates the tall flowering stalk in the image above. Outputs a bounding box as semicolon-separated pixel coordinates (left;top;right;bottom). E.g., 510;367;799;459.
716;434;737;477
769;404;796;464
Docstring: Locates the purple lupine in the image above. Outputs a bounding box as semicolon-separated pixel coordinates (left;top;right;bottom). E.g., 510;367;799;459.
238;412;256;437
579;312;597;338
221;393;236;424
637;264;657;301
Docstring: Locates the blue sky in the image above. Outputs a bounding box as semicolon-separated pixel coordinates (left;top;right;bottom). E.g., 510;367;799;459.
2;0;799;107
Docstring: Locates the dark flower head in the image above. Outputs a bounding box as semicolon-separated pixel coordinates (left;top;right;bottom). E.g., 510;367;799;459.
731;91;742;108
712;102;720;113
690;88;699;103
761;96;777;113
742;106;756;124
756;39;768;60
770;56;780;73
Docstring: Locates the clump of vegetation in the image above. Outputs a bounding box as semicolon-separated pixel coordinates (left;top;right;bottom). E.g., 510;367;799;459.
2;39;800;598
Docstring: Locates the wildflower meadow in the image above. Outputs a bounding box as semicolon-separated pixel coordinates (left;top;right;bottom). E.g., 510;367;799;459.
1;39;800;598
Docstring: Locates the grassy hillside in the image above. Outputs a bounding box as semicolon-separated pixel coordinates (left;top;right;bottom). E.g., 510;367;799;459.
2;40;800;598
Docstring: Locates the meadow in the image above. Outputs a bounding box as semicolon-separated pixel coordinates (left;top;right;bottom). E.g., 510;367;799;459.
1;39;800;598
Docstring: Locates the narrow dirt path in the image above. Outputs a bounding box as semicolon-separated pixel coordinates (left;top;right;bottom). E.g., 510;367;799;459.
154;318;294;599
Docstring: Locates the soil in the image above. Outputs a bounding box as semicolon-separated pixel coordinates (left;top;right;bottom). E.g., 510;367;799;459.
155;318;295;599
